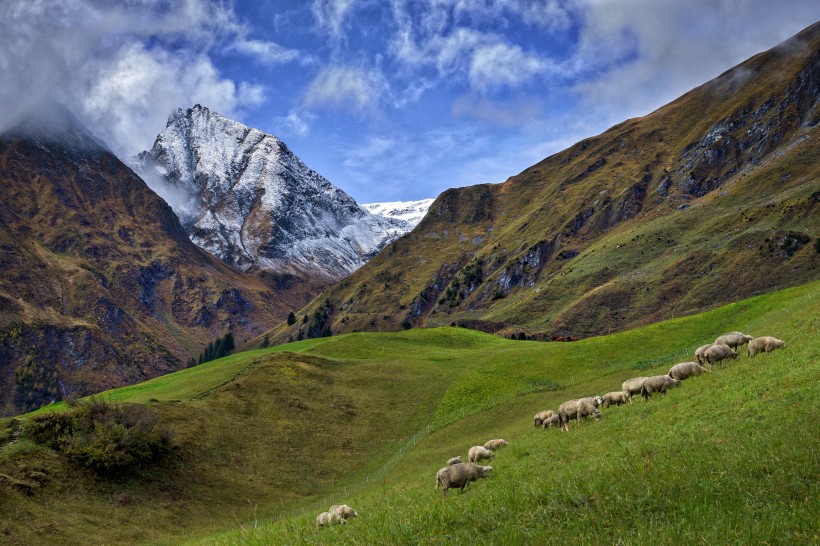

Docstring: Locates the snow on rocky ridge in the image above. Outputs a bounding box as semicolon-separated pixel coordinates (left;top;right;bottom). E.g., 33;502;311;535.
133;105;417;281
361;199;433;228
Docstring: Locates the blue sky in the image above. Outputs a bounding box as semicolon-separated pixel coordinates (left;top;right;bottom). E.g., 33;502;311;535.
1;1;818;204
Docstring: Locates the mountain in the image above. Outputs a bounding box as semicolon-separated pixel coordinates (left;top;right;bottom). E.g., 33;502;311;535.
268;21;820;343
361;199;434;228
0;103;317;415
134;105;409;281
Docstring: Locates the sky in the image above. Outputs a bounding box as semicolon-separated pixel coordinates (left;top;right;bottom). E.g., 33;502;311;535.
1;1;818;204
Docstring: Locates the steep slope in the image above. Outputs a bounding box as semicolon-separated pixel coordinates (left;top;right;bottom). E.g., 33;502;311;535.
134;105;409;281
271;21;820;343
0;103;317;415
0;282;816;545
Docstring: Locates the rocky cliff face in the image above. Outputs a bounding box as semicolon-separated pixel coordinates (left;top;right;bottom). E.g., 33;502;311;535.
0;103;312;415
134;106;409;281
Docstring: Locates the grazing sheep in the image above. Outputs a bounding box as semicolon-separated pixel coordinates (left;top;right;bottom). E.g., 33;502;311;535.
329;504;358;522
622;377;648;402
747;336;786;357
534;410;556;428
542;414;561;429
668;361;707;381
447;456;463;466
695;344;718;366
704;344;738;366
468;445;495;463
435;462;493;497
601;391;629;408
558;398;602;431
715;332;754;353
483;439;509;450
641;375;681;400
316;512;340;527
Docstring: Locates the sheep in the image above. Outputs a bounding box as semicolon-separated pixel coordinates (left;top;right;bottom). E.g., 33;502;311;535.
747;336;786;357
447;456;463;466
468;445;495;463
435;462;492;497
483;439;509;450
704;344;738;366
601;391;629;408
329;504;358;523
622;377;648;402
695;343;718;366
558;397;602;431
534;410;555;428
542;414;561;429
668;361;707;381
641;375;681;400
715;332;754;353
316;511;342;527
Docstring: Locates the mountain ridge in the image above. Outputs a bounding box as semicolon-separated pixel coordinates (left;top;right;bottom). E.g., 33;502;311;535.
265;21;819;344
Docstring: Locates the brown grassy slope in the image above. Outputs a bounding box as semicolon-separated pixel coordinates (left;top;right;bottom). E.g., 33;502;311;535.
0;118;321;415
264;21;820;345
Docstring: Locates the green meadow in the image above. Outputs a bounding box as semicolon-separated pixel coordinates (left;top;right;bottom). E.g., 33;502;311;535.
1;281;818;545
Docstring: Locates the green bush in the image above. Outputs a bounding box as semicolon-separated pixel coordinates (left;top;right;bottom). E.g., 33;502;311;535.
24;398;175;474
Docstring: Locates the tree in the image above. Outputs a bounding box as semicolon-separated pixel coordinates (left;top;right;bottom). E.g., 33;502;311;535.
287;312;296;326
262;334;269;348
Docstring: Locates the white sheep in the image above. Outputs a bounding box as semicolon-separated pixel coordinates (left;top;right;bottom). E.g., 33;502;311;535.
704;344;738;366
435;462;492;497
542;414;561;429
641;375;681;400
621;377;648;402
483;439;509;450
447;456;463;466
747;336;786;357
668;361;707;380
558;397;602;431
601;391;629;408
715;332;754;353
468;445;495;463
695;343;718;366
534;410;555;428
329;504;358;523
316;511;340;527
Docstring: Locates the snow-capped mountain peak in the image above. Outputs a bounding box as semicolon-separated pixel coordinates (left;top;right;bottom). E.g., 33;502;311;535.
133;105;411;280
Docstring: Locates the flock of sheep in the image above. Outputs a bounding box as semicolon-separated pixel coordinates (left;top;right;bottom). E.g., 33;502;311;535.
536;332;786;432
317;331;786;525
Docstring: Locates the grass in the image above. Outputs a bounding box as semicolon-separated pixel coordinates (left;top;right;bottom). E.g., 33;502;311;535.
0;281;817;545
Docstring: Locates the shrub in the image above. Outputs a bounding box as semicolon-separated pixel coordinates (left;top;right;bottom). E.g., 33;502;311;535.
24;398;175;474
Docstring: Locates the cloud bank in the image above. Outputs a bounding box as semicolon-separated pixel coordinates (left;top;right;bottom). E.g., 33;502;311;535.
0;0;298;158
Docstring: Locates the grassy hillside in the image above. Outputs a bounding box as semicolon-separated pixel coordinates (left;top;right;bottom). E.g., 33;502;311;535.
260;21;819;346
0;281;817;545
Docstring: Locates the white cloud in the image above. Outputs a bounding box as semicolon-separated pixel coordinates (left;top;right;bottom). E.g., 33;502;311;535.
0;0;266;157
469;43;553;90
229;39;303;65
311;0;359;37
80;44;265;157
304;66;385;111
